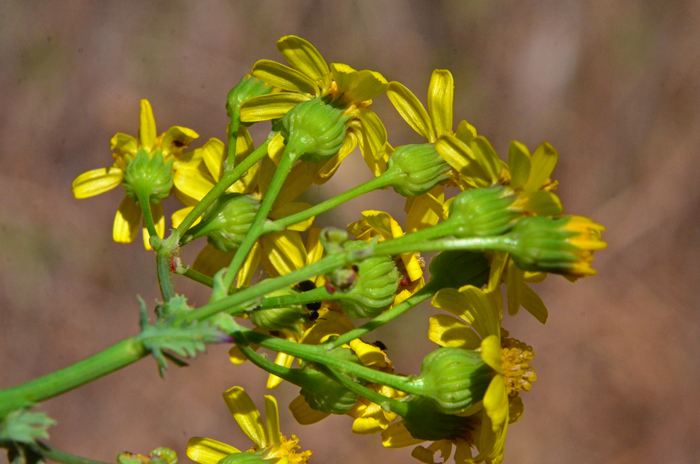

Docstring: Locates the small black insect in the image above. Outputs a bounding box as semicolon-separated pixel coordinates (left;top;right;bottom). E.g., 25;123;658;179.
371;340;388;351
296;280;322;321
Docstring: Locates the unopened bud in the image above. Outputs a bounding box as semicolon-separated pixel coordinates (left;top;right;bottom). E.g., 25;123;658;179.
446;185;521;237
226;75;276;127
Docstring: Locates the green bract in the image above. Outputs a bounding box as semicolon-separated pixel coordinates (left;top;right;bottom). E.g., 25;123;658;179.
218;450;277;464
446;185;521;237
401;396;474;441
386;143;452;197
335;241;399;319
281;97;351;163
412;346;495;415
182;193;260;252
122;148;174;204
248;288;307;333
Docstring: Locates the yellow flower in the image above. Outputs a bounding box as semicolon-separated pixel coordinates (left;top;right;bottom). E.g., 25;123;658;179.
424;285;536;463
72;99;198;248
240;35;389;178
388;69;505;191
347;210;428;304
487;252;549;324
187;386;311;464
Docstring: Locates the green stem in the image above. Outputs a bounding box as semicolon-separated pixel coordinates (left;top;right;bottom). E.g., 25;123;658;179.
137;194;159;239
226;118;240;167
0;339;147;418
271;171;399;230
178;267;214;288
328;280;440;349
221;145;299;290
176;137;272;237
235;327;423;396
33;442;112;464
156;254;175;301
260;285;333;309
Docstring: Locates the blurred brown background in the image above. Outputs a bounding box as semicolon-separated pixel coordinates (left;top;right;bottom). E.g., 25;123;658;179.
1;1;699;463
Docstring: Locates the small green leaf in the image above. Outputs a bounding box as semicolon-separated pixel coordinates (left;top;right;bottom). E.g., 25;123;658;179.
0;409;55;444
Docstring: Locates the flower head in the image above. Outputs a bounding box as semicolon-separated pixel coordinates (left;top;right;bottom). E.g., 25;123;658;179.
187;387;311;464
72;99;198;248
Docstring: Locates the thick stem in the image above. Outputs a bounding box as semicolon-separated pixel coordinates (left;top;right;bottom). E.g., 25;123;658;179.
137;193;159;239
0;339;147;418
156;254;175;301
176;138;272;237
271;171;399;230
222;146;299;289
328;280;440;349
226;118;240;168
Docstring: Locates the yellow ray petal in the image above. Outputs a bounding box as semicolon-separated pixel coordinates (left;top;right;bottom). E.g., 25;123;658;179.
525;141;558;192
381;422;424;448
277;36;331;93
427;69;454;136
331;63;388;104
520;283;548;324
349;339;386;368
251;59;318;95
354;108;387;162
428;314;482;350
173;166;216;202
480;335;503;374
306;227;324;264
289;395;331;425
259;230;307;277
192;243;235;278
110;133;138;155
72;167;124;199
507;141;531;190
387;81;435;142
263;395;281;449
412;440;453;464
171;206;197;230
455;120;477;145
139;99;157;150
240;93;311;123
162;126;199;157
267;351;295;389
186;437;240;464
201;138;226;182
222;386;267;448
521;191;563;216
434;134;494;189
300;309;354;345
483;374;509;432
405;185;444;233
237;241;261;288
113;196;141;243
506;260;523;317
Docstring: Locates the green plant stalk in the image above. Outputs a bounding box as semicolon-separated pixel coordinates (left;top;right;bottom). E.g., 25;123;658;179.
0;339;147;418
271;170;401;230
328;280;441;349
235;327;426;397
226;117;240;167
175;137;272;237
32;442;112;464
179;267;215;288
136;193;175;302
221;145;300;290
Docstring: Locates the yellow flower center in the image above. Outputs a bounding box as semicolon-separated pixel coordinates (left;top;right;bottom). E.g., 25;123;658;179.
500;334;537;397
248;434;312;464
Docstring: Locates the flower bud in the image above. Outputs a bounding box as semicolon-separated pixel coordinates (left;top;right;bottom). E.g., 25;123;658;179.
413;347;494;415
182;193;260;252
507;215;607;279
219;450;277;464
427;250;490;290
281;97;351;163
401;396;474;442
122;148;174;204
293;347;362;415
226;75;276;126
386;144;452;197
446;185;521;237
334;241;399;319
248;288;307;334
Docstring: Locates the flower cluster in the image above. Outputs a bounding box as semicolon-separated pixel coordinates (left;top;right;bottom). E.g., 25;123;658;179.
69;35;607;464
